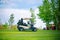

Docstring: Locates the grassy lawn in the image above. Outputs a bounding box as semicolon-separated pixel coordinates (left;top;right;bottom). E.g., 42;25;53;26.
0;29;60;40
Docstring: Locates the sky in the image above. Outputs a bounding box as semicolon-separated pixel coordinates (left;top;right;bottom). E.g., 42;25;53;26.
0;0;46;29
0;0;43;9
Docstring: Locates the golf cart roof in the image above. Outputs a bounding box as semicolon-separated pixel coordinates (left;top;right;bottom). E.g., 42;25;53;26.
23;18;31;20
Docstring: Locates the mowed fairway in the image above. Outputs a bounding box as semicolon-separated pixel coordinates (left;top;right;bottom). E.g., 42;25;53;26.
0;30;60;40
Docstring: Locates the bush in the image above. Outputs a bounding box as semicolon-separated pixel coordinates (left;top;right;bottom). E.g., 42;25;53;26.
11;25;17;30
3;23;8;29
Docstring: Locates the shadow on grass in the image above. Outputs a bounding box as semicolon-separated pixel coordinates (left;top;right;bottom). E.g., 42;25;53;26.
53;30;60;40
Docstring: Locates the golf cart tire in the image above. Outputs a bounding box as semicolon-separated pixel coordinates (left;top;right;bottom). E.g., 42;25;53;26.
32;28;37;32
19;27;24;31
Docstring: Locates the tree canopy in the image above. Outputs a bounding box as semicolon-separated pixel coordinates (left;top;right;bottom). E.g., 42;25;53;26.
30;8;36;24
38;0;60;29
8;14;14;26
38;0;52;26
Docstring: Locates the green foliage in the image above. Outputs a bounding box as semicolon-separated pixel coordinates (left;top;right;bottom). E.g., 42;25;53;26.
30;8;36;24
38;0;52;26
8;14;14;26
3;22;8;28
51;0;60;29
38;0;60;29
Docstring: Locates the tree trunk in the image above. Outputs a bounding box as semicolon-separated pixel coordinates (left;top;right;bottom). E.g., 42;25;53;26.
46;22;50;30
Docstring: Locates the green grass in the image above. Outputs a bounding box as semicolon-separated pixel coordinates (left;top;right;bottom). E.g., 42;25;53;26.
0;29;60;40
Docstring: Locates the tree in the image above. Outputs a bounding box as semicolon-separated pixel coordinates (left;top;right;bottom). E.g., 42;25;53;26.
30;8;36;24
38;0;52;27
0;18;2;27
38;0;60;30
51;0;60;29
0;18;2;25
8;14;14;27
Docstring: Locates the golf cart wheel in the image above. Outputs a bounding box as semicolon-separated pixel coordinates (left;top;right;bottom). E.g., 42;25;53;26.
32;29;37;32
19;27;24;31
